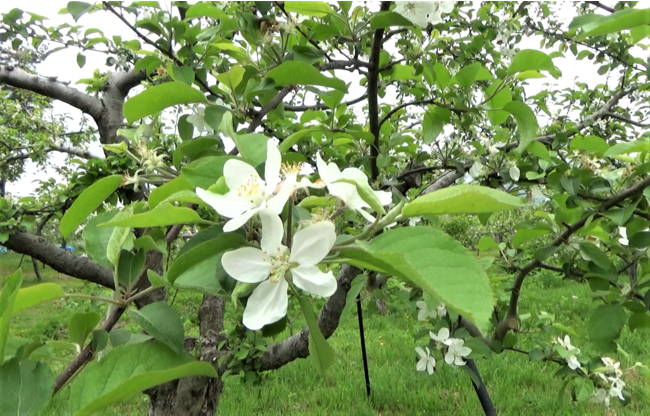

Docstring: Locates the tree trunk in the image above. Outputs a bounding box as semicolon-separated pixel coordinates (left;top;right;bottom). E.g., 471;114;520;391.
146;296;227;415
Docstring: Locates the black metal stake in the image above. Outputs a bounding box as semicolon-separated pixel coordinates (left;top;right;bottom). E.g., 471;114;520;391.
356;293;371;397
466;359;496;416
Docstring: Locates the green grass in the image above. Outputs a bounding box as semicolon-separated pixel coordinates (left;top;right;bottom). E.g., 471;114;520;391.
2;252;650;415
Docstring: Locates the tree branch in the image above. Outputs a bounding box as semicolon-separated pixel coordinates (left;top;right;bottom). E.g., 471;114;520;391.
0;66;102;119
605;112;649;128
283;92;368;112
0;144;99;165
246;87;291;134
368;1;392;181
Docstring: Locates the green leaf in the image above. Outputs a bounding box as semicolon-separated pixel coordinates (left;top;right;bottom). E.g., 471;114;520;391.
465;337;493;359
134;235;163;254
507;49;556;75
233;133;269;167
0;269;22;365
403;185;525;217
581;8;650;38
504;101;539;152
91;329;109;353
76;53;86;68
453;62;492;89
341;274;366;322
267;61;347;92
296;294;335;374
81;210;118;269
108;329;151;348
178;115;194;141
181;156;233;189
128;302;184;354
124;82;206;123
587;304;627;353
12;283;64;314
69;342;216;416
68;311;101;349
629;312;650;332
574;378;594;402
106;207;134;268
170;65;194;85
340;227;494;332
149;176;193;209
147;270;166;289
278;129;317;153
629;231;650;248
604;139;650;157
484;81;512;126
422;109;443;144
184;3;228;19
478;236;499;252
579;242;614;271
67;1;92;21
59;175;123;238
433;62;451;90
173;137;223;169
603;197;641;226
285;1;333;16
216;65;245;91
0;358;54;416
292;45;325;64
570;135;610;156
117;249;146;289
515;71;545;80
333;179;385;215
101;203;206;228
513;229;551;248
370;11;414;29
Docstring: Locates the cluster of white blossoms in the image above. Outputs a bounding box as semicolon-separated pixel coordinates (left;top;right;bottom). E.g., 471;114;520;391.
196;141;391;330
415;327;473;376
416;299;446;321
556;335;581;370
394;1;455;28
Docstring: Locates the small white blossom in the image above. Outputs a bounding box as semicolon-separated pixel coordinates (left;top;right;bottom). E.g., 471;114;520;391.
415;347;436;375
186;105;214;134
618;227;628;245
556;335;581;370
601;357;622;378
595;118;607;130
416;300;436;321
509;166;520;182
445;338;471;366
409;216;422;227
430;327;452;345
436;303;447;317
394;1;455;28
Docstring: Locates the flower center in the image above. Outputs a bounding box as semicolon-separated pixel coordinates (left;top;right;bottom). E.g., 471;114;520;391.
237;174;265;205
267;252;291;283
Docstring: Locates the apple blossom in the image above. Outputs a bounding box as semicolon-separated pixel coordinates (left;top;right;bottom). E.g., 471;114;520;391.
445;338;471;366
415;347;436;375
416;300;436;321
186;105;214;134
196;140;296;232
430;327;452;346
221;209;337;330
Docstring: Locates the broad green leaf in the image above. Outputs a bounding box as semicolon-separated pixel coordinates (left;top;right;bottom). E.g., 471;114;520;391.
403;185;525;217
68;311;101;349
285;1;334;16
232;133;269;166
172;137;223;169
370;11;414;29
149;176;193;209
59;175;123;238
181;155;233;189
391;64;420;81
527;141;552;162
433;62;451;90
278;129;318;153
101;203;206;228
184;3;228;19
267;61;347;92
507;49;556;75
629;312;650;332
587;304;627;353
341;274;366;322
117;249;146;289
159;190;204;207
504;101;539;152
106;206;135;268
77;53;86;68
484;81;512;126
12;283;64;314
478;236;499;252
216;65;245;91
631;24;650;43
574;378;594;402
422;109;443;144
0;269;22;365
124;82;206;123
69;342;216;416
453;62;492;89
629;231;650;248
333;179;385;215
296;294;335;374
108;329;152;348
178;114;194;141
604;139;650;157
127;302;184;354
293;45;326;64
0;358;54;416
339;227;494;332
602;197;641;226
92;329;109;353
579;242;614;270
67;1;92;20
147;270;166;289
83;210;118;269
515;71;546;80
581;8;650;38
298;196;336;209
204;105;229;132
571;135;610;156
134;235;163;254
177;225;225;257
170;65;195;85
513;229;551;248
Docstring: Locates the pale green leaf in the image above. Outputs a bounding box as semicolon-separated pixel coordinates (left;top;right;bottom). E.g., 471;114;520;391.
101;204;206;228
127;302;184;354
124;82;206;123
296;294;335;374
570;135;610;156
12;283;64;314
233;133;269;166
285;1;334;16
507;49;556;75
216;65;245;91
0;269;22;365
149;176;193;209
504;101;539;152
581;8;650;38
604;139;650;157
83;210;119;269
267;61;347;91
68;311;101;348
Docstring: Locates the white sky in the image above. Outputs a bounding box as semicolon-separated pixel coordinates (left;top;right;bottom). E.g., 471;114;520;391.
1;0;628;196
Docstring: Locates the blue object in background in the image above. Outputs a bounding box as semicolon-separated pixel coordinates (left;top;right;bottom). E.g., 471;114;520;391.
0;246;7;254
59;245;75;252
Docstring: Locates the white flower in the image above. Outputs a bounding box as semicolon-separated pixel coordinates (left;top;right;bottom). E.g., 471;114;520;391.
618;227;628;245
409;216;422;227
609;377;625;402
509;166;520;182
501;45;516;60
196;141;296;232
469;160;484;178
316;153;391;222
436;303;447;317
556;336;581;370
621;283;631;296
430;327;452;345
416;301;436;321
596;118;607;130
592;388;609;406
601;357;622;378
415;347;436;375
186;105;214;134
445;338;471;366
394;1;454;28
221;209;337;330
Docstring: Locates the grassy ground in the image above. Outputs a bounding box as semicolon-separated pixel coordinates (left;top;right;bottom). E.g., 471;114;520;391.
2;251;650;415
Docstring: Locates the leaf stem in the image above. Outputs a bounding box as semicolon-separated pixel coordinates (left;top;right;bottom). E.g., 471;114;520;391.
65;294;125;307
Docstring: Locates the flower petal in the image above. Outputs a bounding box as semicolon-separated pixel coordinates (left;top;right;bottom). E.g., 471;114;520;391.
416;359;426;372
266;174;296;214
222;247;272;283
264;140;282;195
242;278;289;330
224;159;262;190
427;360;435;375
196;188;254;218
375;190;392;206
454;356;466;366
356;207;376;223
415;347;427;359
289;221;337;265
259;209;286;256
459;346;472;357
340;167;368;182
316;153;341;185
441;2;455;13
438;327;450;341
223;207;260;232
444;352;454;365
291;265;337;297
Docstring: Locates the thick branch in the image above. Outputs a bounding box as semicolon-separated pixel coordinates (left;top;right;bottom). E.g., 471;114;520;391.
246;87;291;134
368;1;392;181
495;175;650;340
2;232;114;289
1;144;99;165
419;171;463;196
0;66;102;119
259;265;360;371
